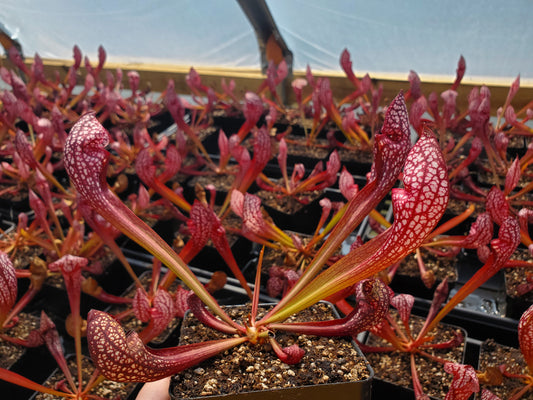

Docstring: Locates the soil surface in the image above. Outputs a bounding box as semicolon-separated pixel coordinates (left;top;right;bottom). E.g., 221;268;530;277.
189;172;236;194
395;251;458;283
479;339;533;399
171;302;370;398
0;313;38;369
277;134;331;161
255;188;323;214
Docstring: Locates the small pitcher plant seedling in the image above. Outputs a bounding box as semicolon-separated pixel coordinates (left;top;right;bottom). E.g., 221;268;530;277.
255;137;341;201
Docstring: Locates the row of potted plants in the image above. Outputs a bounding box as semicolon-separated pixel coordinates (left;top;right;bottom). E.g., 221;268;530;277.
0;44;531;399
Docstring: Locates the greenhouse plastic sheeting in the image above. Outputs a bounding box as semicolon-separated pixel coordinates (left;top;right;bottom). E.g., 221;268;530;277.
0;0;531;82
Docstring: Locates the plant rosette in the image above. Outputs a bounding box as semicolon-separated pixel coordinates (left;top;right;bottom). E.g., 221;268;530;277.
170;302;373;400
363;313;467;399
30;354;137;400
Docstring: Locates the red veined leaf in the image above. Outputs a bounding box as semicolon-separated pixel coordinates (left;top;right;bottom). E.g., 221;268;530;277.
518;304;533;373
444;362;479;400
87;310;246;382
133;288;151;323
143;289;175;341
273;131;448;319
0;252;17;326
504;157;521;196
486;187;510;226
261;92;417;323
462;212;493;248
390;294;415;328
339;167;359;200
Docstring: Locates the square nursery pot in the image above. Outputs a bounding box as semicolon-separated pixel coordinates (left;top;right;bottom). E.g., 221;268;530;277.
169;301;374;400
504;247;533;320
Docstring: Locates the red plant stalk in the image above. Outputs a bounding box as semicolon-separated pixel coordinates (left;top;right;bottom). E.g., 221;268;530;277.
291;77;308;125
28;190;60;256
338;48;371;105
48;255;88;393
416;248;436;289
41;311;78;393
305;79;328;143
496;75;520;130
81;277;132;305
0;368;66;397
0;312;93;397
64;113;237;329
451;55;467;91
470;87;507;174
263;125;448;324
448;137;483;180
256;61;288;110
486;186;533;249
411;353;431;400
164;82;215;167
34;170;65;241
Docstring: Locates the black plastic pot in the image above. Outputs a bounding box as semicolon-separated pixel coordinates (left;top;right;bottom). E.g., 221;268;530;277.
256;188;326;235
169;301;374;400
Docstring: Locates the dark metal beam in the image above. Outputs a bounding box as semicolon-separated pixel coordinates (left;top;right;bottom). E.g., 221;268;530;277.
236;0;293;76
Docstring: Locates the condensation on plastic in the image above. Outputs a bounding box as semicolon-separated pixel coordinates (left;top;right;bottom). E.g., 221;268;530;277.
0;0;531;82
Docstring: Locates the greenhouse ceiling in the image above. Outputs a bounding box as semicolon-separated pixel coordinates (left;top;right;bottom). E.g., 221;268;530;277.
0;0;531;86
